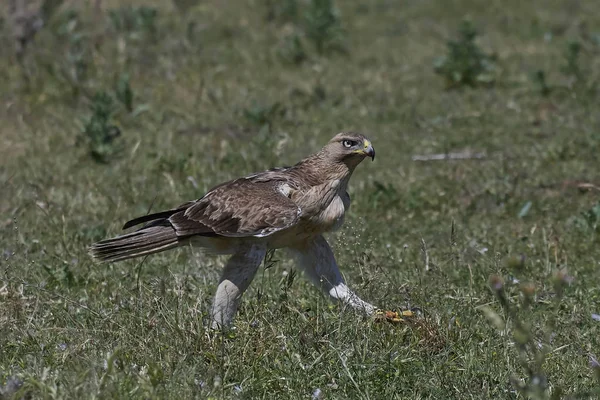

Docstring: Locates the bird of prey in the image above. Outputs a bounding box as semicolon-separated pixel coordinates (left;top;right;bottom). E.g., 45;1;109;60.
90;132;377;328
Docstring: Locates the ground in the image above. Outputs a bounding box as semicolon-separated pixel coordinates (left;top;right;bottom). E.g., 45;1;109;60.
1;0;600;398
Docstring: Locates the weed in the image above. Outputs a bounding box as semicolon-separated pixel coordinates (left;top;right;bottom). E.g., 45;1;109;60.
570;201;600;234
115;72;134;113
108;5;158;39
434;21;497;88
171;0;201;42
277;32;307;65
172;0;201;15
263;248;279;270
268;0;345;59
153;151;192;175
80;91;121;163
562;41;582;80
40;0;64;22
65;32;89;94
532;70;552;96
243;102;283;133
265;0;299;23
368;181;399;209
484;270;599;399
50;9;92;96
42;262;76;288
304;0;346;54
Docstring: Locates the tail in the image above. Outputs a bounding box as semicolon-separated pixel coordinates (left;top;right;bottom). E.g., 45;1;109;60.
89;224;180;263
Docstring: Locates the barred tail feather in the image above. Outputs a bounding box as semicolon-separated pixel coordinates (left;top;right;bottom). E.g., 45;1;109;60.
89;225;180;263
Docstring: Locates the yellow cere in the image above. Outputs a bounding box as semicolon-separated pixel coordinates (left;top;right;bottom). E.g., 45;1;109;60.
363;140;371;149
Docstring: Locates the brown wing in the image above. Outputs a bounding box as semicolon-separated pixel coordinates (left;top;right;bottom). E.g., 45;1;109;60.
169;178;301;238
122;201;196;230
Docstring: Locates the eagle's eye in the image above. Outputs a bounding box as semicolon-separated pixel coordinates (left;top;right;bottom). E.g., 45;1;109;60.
342;140;355;148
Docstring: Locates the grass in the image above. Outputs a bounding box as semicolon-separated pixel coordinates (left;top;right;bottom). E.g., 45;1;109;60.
1;0;600;398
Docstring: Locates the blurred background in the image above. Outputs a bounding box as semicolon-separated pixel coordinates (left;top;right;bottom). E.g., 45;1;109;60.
1;0;600;398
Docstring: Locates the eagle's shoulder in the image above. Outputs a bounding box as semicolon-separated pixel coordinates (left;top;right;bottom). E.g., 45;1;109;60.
171;168;302;238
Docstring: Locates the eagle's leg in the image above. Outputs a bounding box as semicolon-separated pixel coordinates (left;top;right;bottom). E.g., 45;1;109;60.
210;244;267;329
289;235;376;315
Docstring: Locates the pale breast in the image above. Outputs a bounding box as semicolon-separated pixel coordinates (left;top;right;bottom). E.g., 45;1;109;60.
265;188;351;248
317;194;347;232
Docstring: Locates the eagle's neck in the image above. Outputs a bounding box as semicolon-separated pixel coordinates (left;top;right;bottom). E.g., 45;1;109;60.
289;153;355;229
294;154;354;187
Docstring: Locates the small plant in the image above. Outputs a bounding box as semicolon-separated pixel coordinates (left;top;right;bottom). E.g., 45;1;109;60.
265;0;299;22
108;6;158;39
561;41;582;80
483;268;599;399
304;0;346;54
532;70;552;96
434;21;497;88
570;201;600;234
267;0;346;60
80;92;121;163
580;201;600;232
172;0;201;15
40;0;64;22
243;102;283;133
277;32;307;65
115;73;134;112
52;10;92;95
171;0;201;41
368;181;399;209
65;31;89;93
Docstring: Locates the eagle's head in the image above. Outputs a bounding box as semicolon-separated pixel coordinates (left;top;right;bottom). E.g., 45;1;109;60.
297;132;376;182
324;132;376;168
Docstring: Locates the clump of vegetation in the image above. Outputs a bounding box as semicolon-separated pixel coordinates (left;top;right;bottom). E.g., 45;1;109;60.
171;0;201;15
80;91;121;163
35;9;95;96
570;201;600;234
532;70;552;97
277;32;307;65
369;181;399;209
243;101;283;134
531;40;589;96
579;201;600;232
108;5;158;39
484;268;599;399
268;0;346;58
265;0;299;23
171;0;201;41
61;11;91;94
115;72;134;113
304;0;346;54
434;21;497;88
562;41;582;80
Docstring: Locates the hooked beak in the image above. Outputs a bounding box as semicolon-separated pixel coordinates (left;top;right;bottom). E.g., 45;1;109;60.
363;140;375;161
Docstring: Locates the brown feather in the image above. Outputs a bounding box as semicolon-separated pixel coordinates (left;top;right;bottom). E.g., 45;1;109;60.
89;225;179;262
121;201;195;229
175;179;300;237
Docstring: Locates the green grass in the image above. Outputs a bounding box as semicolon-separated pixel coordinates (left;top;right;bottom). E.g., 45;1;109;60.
1;0;600;398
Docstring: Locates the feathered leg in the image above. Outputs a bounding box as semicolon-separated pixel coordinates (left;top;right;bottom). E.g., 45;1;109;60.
210;244;267;329
288;235;376;315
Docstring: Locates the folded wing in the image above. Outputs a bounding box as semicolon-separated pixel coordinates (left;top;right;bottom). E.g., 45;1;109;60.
123;178;301;239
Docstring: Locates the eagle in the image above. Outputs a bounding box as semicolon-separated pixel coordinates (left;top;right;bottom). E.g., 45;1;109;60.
90;132;377;328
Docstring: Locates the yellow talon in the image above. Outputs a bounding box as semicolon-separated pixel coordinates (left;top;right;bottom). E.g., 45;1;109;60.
374;309;411;323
